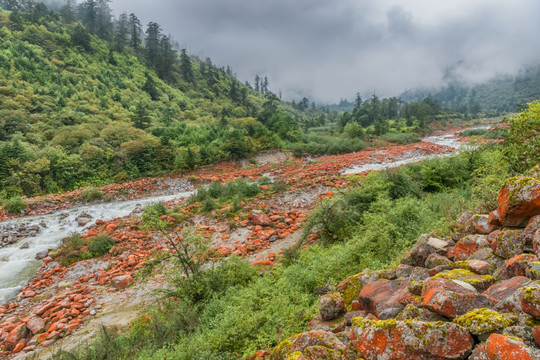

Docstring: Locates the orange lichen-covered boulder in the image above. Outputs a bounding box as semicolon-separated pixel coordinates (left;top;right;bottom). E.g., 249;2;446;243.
111;275;133;290
485;334;536;360
422;278;493;318
350;317;474;360
490;229;525;259
248;210;271;227
319;293;346;321
269;330;346;360
498;176;540;227
4;323;28;351
454;235;489;261
357;278;411;320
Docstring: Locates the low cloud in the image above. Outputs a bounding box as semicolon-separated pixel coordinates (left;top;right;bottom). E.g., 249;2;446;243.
110;0;540;103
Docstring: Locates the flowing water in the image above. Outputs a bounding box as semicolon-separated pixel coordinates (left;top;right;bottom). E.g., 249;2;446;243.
0;190;194;303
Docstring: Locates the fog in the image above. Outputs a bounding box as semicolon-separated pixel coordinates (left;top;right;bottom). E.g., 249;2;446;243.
108;0;540;103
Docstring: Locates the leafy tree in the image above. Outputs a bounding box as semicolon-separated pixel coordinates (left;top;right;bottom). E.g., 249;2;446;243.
70;23;92;51
180;48;194;83
133;102;151;129
128;13;142;52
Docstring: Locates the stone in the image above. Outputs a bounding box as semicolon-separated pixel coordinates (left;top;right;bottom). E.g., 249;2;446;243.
337;269;380;310
424;254;453;269
270;331;346;360
319;293;346;321
357;278;411;320
462;259;492;275
4;323;28;351
19;242;29;249
422;278;494;318
533;326;540;347
452;308;518;335
469;343;489;360
35;250;48;260
483;276;534;312
524;215;540;243
498;176;540;227
505;254;538;278
350;318;474;360
26;317;45;335
248;210;272;227
395;304;446;322
401;235;449;267
488;210;502;227
485;333;535;360
307;315;346;334
431;269;496;292
111;275;133;289
490;229;525;259
472;214;493;234
521;287;540;318
454;235;489;261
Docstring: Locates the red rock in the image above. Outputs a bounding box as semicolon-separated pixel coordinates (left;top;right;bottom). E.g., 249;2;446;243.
350;318;474;360
26;317;45;335
248;210;272;226
34;302;54;316
358;278;411;320
488;210;502;227
422;278;493;318
498;176;540;227
472;214;493;234
455;235;489;260
486;333;535;360
270;331;345;360
464;259;492;275
12;341;24;353
533;326;540;347
469;343;489;360
483;276;532;312
521;287;540;318
506;254;537;277
111;275;133;289
4;323;28;350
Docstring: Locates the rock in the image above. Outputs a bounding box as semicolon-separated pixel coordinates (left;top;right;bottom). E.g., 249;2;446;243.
461;259;492;275
35;250;48;260
111;275;133;289
490;229;525;259
524;215;540;243
469;343;489;360
343;310;367;326
452;308;517;335
472;214;493;234
319;293;346;321
307;315;346;334
248;210;272;227
533;326;540;347
337;269;380;310
350;317;474;360
504;325;538;349
4;323;28;351
19;242;29;249
26;317;45;335
422;278;494;318
270;331;346;360
357;278;411;320
424;254;453;269
488;210;502;227
396;304;446;322
485;333;536;360
483;276;534;312
498;176;540;227
431;269;496;292
454;235;489;261
521;287;540;318
505;254;538;277
401;235;449;267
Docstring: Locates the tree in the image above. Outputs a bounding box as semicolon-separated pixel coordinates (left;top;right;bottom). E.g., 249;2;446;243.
60;0;76;23
142;72;159;100
180;48;194;83
71;23;92;51
254;75;260;92
128;13;142;52
145;22;161;69
114;12;128;50
133;102;151;129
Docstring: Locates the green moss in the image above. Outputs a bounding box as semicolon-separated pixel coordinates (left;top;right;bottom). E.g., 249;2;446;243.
431;269;496;286
351;317;399;330
454;261;469;269
271;338;294;358
286;351;304;360
340;274;364;311
453;308;517;335
523;287;540;305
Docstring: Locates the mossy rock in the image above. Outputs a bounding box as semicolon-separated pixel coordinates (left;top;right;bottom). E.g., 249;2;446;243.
431;269;496;291
453;308;517;335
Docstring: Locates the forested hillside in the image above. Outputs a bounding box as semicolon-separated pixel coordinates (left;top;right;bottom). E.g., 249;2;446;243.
401;65;540;114
0;1;308;198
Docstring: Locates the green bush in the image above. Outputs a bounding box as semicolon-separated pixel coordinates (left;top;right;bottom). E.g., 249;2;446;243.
459;129;488;137
379;132;421;144
141;202;168;228
81;186;104;201
88;235;115;257
3;196;28;214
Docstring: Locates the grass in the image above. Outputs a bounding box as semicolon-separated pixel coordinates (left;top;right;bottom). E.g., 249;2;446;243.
379;132;421;145
2;196;28;214
52;233;116;266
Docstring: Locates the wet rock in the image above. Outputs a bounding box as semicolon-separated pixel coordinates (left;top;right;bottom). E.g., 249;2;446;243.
350;317;474;360
357;278;411;319
19;242;29;249
490;229;525;259
35;250;48;260
485;333;536;360
319;293;346;321
498;176;540;227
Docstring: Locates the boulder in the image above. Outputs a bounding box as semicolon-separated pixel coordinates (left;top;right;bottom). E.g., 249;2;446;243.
350;317;474;360
485;333;536;360
270;331;346;360
248;210;272;227
483;276;534;312
357;278;411;319
111;275;133;289
26;317;45;335
454;235;489;261
469;344;489;360
422;278;494;318
472;214;493;234
319;293;346;321
337;269;380;310
401;235;449;267
424;254;453;269
505;254;538;278
490;229;525;259
498;176;540;227
4;323;28;351
461;259;492;275
452;308;517;335
488;210;502;227
521;287;540;318
307;315;346;334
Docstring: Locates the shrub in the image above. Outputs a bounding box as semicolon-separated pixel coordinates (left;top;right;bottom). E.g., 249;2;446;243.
141;202;168;228
3;196;28;214
81;186;104;201
88;235;115;256
379;132;421;144
459;129;488;137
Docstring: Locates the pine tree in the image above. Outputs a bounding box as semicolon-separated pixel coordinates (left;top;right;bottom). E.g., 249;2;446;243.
180;49;194;83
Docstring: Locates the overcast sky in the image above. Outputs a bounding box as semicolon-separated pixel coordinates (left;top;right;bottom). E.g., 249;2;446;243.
109;0;540;104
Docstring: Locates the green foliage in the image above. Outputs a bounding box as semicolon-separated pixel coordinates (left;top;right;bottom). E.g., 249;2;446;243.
459;129;488;137
189;179;260;205
2;195;27;213
379;132;421;144
88;235;115;257
140;202;168;229
289;133;366;157
81;186;103;201
503;100;540;173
